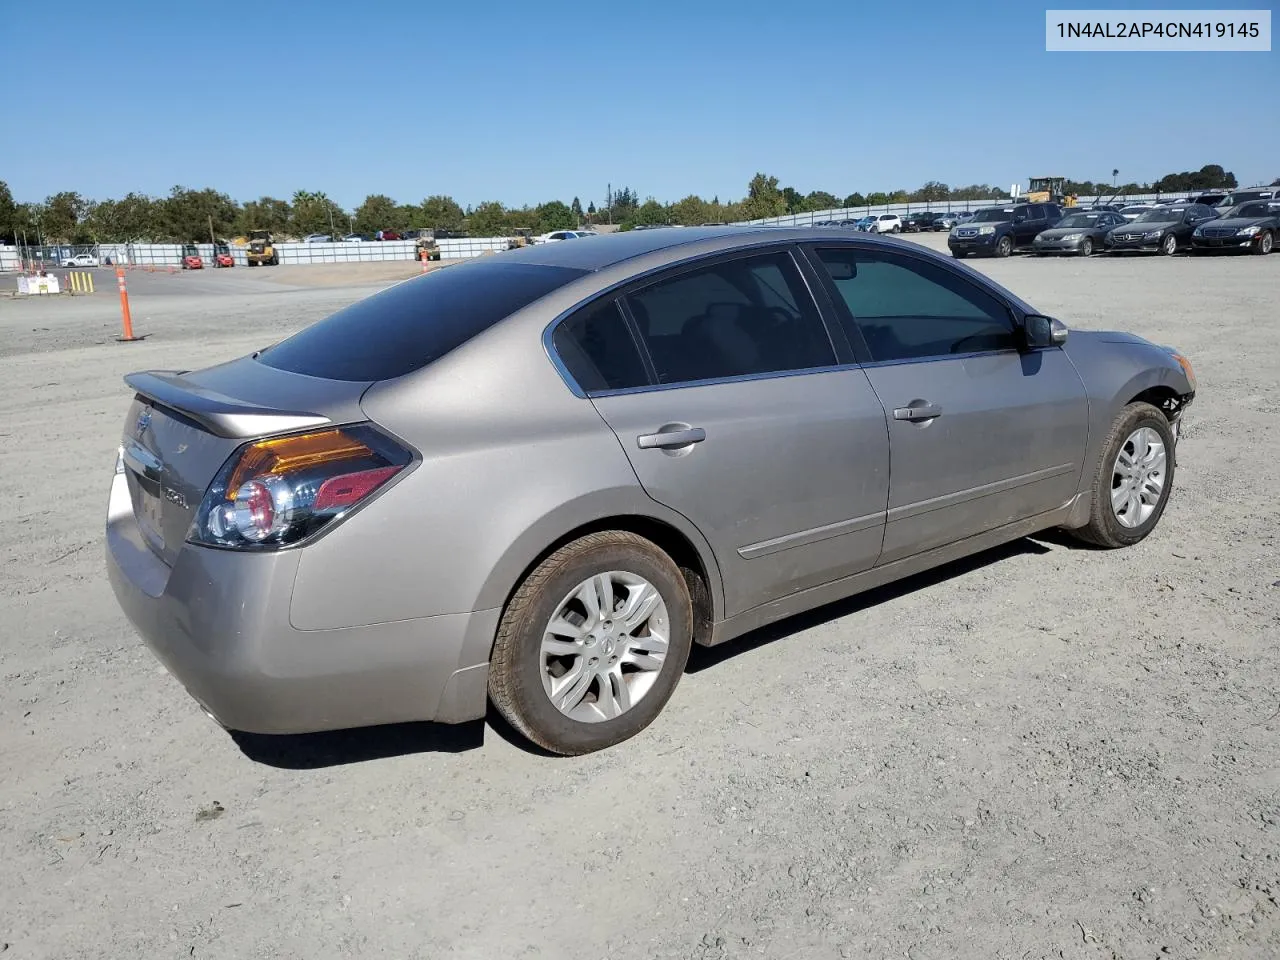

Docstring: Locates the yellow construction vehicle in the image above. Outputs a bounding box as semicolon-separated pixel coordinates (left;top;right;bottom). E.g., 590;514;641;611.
1025;177;1078;207
245;230;279;266
508;227;534;249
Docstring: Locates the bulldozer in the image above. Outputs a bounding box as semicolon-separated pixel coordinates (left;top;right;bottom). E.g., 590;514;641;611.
245;230;279;266
413;229;441;262
1025;176;1078;207
508;227;534;250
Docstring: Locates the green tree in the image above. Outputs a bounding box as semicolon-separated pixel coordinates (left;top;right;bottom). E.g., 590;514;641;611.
162;186;239;242
535;200;576;232
237;196;292;236
571;196;583;221
0;181;16;243
670;193;710;225
843;192;866;208
587;200;596;215
85;192;161;241
419;195;465;231
354;193;399;235
467;201;509;236
741;173;786;220
805;191;839;212
781;186;804;213
290;190;345;237
914;180;950;202
41;191;89;241
866;191;889;206
632;198;667;226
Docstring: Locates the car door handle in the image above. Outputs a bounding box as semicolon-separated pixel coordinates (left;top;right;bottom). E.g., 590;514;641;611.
637;427;706;449
893;402;942;422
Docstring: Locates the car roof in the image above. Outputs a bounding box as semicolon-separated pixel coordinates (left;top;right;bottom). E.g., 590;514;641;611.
499;225;768;270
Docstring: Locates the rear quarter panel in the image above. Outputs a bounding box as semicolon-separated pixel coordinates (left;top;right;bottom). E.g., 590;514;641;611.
286;292;722;632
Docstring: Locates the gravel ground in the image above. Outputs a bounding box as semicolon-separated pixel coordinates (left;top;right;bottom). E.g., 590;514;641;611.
2;241;1278;960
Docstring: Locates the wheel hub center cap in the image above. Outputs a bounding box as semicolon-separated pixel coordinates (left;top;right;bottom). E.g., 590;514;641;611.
602;638;616;656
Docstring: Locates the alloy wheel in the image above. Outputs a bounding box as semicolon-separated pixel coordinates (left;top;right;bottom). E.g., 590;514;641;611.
1111;427;1167;528
540;571;670;723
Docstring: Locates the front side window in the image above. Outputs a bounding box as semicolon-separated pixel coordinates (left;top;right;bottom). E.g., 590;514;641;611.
812;247;1018;363
624;251;835;385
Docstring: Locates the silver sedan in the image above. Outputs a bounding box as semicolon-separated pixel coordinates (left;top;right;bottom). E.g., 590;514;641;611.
106;227;1197;754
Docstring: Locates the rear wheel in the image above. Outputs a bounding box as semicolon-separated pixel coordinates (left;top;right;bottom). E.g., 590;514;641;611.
1079;237;1094;257
488;531;693;755
1254;230;1273;255
1159;233;1177;256
994;235;1014;258
1067;401;1176;548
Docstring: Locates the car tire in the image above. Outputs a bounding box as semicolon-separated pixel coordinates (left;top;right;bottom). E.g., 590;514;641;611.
1066;401;1176;549
1079;238;1094;257
1254;230;1273;255
891;225;901;234
488;531;694;756
1159;233;1177;256
994;235;1013;258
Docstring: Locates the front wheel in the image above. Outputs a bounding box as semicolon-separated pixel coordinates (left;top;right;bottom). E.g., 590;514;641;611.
994;235;1014;258
1079;237;1094;257
488;531;694;755
1159;233;1177;256
891;225;901;234
1254;230;1273;255
1066;401;1176;548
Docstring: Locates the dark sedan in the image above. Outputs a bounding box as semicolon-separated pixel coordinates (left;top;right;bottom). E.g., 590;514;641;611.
1031;210;1127;256
902;211;937;232
1106;204;1218;256
1191;200;1280;255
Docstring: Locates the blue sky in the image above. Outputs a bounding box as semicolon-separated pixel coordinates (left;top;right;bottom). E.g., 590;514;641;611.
7;0;1277;208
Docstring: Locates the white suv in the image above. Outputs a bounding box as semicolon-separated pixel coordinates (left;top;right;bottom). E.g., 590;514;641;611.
869;214;902;234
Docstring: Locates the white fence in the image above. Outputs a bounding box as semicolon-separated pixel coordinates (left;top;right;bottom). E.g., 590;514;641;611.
88;238;512;267
0;245;19;271
742;192;1204;227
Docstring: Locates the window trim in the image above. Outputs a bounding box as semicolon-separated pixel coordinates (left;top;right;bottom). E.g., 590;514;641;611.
542;242;846;398
797;240;1029;368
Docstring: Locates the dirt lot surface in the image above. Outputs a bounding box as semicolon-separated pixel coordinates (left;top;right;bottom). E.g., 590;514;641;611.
2;241;1278;959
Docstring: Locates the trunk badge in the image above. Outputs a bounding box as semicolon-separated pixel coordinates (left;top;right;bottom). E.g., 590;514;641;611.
135;409;153;435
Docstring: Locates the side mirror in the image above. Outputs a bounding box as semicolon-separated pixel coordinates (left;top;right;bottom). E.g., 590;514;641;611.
1024;314;1068;348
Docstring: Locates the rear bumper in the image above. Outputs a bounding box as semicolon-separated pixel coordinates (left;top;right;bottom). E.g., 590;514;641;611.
105;472;498;734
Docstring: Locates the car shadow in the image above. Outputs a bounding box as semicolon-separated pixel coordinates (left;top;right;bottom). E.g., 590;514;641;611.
686;536;1052;674
229;718;487;769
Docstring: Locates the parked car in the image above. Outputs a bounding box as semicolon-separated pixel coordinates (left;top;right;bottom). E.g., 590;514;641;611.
1222;188;1277;205
901;211;936;233
1189;192;1229;208
954;212;976;224
929;212;958;231
1190;200;1280;255
1031;209;1127;256
947;202;1063;258
853;216;878;231
105;226;1197;755
1118;205;1153;221
303;234;333;244
869;214;902;234
533;230;597;243
342;234;367;243
375;230;403;241
60;253;99;268
1106;204;1218;255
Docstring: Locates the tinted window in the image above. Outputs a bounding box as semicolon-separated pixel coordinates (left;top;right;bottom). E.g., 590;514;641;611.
552;300;649;393
813;247;1017;362
258;261;586;381
625;251;835;385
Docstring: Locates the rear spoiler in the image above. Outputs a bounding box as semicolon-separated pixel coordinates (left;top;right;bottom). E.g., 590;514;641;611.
124;370;331;439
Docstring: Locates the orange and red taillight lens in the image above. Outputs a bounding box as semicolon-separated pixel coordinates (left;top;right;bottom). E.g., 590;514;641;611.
188;424;412;548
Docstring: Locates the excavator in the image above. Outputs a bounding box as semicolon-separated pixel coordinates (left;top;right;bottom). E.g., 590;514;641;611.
1025;177;1078;207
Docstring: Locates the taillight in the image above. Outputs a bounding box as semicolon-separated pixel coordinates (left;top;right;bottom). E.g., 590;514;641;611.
188;424;412;549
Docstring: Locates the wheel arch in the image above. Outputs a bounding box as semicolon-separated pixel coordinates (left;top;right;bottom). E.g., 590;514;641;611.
474;493;724;648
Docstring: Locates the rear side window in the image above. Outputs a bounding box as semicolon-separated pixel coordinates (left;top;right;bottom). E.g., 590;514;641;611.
257;261;586;381
624;251;835;385
552;300;650;392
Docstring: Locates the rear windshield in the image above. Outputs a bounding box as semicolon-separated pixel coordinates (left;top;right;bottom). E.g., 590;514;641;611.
257;261;586;381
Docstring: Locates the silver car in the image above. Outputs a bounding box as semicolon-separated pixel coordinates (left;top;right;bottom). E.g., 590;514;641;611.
106;227;1198;755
